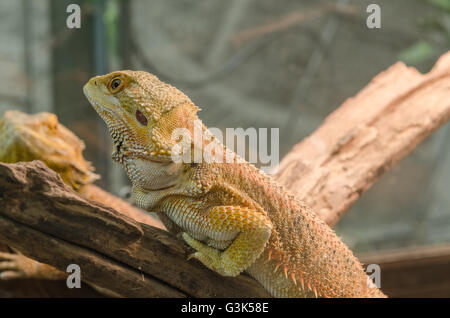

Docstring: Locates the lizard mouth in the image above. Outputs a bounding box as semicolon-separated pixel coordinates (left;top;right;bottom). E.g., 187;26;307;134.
83;84;125;124
83;85;130;159
84;89;120;121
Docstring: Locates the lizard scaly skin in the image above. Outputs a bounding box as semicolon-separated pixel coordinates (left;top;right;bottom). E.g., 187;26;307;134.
84;70;385;298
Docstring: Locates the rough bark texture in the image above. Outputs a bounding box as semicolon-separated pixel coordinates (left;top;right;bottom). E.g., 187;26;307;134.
275;52;450;226
0;52;449;297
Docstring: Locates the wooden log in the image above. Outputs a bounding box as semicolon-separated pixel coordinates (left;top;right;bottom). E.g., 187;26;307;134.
275;51;450;226
0;160;269;297
360;244;450;297
0;212;179;297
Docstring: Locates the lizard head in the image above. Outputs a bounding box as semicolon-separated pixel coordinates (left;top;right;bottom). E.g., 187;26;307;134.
84;70;200;163
84;70;200;189
0;110;99;189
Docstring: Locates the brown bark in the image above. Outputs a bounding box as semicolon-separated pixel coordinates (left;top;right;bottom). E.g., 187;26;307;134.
360;244;450;297
275;51;450;226
78;184;165;229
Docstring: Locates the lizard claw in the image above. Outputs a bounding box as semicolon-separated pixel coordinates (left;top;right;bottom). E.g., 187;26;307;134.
182;232;206;251
182;233;220;256
182;232;194;245
182;233;204;261
187;252;200;261
181;232;201;250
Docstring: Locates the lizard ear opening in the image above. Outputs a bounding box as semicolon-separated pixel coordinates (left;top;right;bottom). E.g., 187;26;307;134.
135;110;148;126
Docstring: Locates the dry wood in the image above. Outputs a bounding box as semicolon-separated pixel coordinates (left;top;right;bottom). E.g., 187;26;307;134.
275;51;450;226
360;244;450;297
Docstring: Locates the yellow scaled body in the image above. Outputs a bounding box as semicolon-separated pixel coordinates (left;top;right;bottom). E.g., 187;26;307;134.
84;70;385;298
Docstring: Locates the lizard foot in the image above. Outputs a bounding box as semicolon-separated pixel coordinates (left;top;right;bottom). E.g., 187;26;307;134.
182;232;233;275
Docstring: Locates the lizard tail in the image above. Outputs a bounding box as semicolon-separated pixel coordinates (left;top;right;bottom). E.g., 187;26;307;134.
247;248;385;298
241;188;387;298
247;249;323;297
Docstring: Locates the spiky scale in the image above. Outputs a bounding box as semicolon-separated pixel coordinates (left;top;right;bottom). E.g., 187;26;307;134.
291;273;297;285
274;263;281;274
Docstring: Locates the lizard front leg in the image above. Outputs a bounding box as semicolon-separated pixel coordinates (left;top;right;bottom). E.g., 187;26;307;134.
132;186;273;276
160;198;273;277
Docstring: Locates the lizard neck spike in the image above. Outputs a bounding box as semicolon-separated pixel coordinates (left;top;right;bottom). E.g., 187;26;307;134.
313;288;318;298
273;262;281;274
299;275;305;290
290;272;297;285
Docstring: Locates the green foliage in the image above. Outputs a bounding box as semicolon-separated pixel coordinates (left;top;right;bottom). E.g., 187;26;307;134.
426;0;450;11
400;0;450;66
398;41;434;64
104;0;119;58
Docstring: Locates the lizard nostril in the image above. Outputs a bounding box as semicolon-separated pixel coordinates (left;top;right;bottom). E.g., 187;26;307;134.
94;80;98;86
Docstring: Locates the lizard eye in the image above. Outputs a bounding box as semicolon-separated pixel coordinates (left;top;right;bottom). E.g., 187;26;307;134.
135;110;148;126
108;77;124;93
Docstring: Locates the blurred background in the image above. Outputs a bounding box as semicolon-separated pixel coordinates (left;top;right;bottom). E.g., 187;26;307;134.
0;0;449;296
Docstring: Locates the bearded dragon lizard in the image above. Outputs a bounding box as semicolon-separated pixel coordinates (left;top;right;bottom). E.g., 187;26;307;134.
84;70;385;298
0;110;163;282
